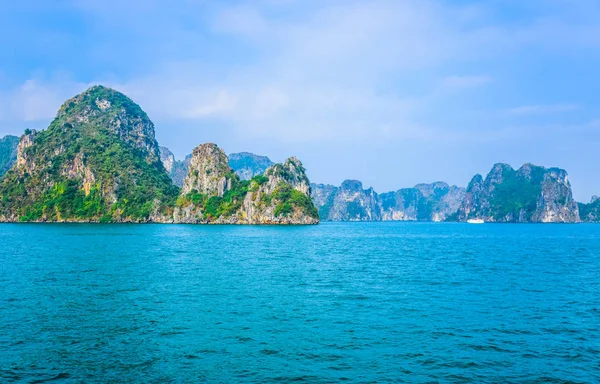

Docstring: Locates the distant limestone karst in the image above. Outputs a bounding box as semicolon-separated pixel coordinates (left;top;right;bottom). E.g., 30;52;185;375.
311;163;586;223
457;163;580;223
311;180;465;222
159;146;191;188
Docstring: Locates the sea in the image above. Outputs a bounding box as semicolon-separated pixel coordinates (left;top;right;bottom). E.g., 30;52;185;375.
1;222;598;383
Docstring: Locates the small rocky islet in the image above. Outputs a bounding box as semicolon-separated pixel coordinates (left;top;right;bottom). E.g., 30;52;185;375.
0;85;597;224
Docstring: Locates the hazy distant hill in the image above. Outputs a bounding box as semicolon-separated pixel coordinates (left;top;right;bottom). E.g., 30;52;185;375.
0;135;19;177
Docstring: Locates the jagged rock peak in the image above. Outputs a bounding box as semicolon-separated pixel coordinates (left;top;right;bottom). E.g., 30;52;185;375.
591;195;599;204
341;180;364;191
487;163;513;183
56;85;160;163
181;143;234;197
414;181;450;197
263;157;311;194
518;163;538;178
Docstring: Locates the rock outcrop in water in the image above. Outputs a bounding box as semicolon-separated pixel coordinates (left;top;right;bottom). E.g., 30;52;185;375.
175;148;318;224
0;135;19;178
311;180;465;222
457;163;580;223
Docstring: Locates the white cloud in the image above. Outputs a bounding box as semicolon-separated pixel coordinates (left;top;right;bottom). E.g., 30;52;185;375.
181;91;239;119
2;0;599;146
0;78;89;123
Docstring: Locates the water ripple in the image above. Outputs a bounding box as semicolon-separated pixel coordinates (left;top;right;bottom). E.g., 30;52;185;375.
0;222;599;382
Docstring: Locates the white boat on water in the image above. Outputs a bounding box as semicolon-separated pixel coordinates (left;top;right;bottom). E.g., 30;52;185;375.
467;219;485;224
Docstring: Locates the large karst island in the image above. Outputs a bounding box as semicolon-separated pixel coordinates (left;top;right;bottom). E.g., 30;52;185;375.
0;85;598;224
0;86;318;224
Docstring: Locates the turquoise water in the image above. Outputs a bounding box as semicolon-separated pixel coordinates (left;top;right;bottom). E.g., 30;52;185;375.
1;223;599;383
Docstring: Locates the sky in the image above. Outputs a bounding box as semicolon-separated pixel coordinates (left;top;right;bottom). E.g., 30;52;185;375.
0;0;599;201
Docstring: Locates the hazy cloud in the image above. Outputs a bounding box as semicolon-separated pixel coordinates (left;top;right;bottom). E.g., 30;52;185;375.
442;75;493;89
506;104;580;116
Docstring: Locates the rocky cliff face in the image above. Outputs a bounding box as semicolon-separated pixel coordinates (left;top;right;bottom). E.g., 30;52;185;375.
311;180;381;221
312;180;465;222
181;143;234;197
175;148;318;224
0;135;20;177
228;152;274;180
159;146;191;187
379;189;420;221
310;183;338;218
16;130;37;169
380;182;466;222
457;163;580;223
0;85;178;223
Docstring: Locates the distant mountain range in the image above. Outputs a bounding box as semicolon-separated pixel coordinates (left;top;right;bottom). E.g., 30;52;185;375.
0;85;597;224
311;180;465;222
311;163;591;223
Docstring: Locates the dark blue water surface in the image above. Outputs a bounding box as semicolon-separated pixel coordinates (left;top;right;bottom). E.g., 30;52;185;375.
1;223;599;383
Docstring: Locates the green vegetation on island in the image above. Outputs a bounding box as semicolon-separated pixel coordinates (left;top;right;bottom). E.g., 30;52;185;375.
0;85;318;224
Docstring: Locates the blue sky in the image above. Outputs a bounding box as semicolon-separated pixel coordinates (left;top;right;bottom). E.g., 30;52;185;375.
1;0;599;200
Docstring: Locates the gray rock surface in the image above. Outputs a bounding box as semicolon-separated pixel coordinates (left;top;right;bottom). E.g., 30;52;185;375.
311;180;465;222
